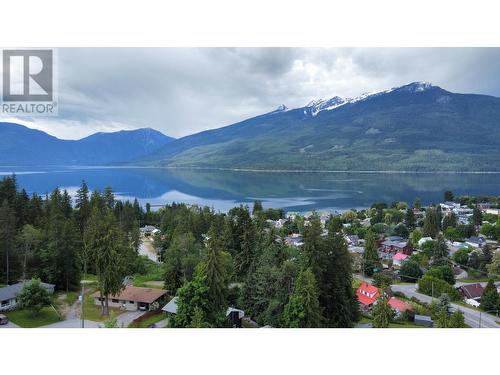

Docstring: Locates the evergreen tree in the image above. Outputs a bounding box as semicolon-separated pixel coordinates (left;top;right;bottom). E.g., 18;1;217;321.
480;279;499;312
303;213;325;282
84;208;126;315
423;208;439;238
442;213;458;231
282;268;321;328
472;207;483;227
322;231;360;327
362;230;380;277
431;235;449;266
372;294;394;328
444;191;454;202
404;208;416;229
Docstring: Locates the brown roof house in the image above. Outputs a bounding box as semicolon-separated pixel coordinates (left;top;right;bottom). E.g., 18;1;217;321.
92;285;168;312
457;283;484;302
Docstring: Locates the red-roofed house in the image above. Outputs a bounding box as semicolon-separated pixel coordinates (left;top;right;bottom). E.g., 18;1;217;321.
392;252;409;269
356;282;380;310
387;297;413;316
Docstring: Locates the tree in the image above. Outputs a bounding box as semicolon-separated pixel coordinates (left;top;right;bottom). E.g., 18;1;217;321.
413;197;422;210
418;275;460;300
373;273;393;288
404;208;416;229
252;200;263;215
372;294;394;328
392;223;409;239
282;268;321;328
442;213;458;231
17;279;51;315
448;310;466;328
431;235;448;265
103;316;119;328
303;213;325;282
426;265;455;285
480;279;499;312
198;221;233;320
171;275;213;328
0;199;16;284
451;247;469;267
471;207;482;227
362;230;380;277
400;260;423;282
487;251;500;278
444;191;454;202
423;208;439;238
18;224;41;280
84;209;126;315
321;231;360;327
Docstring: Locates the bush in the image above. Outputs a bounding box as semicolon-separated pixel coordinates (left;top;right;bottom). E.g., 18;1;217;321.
418;275;461;301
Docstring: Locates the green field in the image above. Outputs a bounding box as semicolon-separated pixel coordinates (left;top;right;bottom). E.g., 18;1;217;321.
5;306;61;328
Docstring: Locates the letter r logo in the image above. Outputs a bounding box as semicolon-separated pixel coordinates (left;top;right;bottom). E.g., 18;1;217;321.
2;50;53;102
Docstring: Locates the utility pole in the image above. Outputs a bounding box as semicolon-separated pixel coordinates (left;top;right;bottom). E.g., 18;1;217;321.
81;281;84;328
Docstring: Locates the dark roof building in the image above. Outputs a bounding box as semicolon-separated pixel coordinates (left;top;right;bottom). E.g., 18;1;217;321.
458;283;485;301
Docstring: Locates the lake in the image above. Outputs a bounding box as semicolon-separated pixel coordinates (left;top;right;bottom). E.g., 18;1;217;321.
1;166;499;213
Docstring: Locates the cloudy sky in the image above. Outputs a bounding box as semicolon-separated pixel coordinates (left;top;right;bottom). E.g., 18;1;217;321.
3;48;500;139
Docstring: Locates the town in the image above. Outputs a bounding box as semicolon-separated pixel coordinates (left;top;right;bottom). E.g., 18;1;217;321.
0;176;499;328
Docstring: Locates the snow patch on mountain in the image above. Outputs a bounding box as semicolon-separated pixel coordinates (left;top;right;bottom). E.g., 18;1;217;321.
302;81;434;117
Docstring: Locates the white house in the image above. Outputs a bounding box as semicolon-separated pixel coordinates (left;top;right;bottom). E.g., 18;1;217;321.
0;281;55;312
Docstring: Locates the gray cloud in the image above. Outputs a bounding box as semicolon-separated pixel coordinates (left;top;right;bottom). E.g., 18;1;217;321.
3;48;500;139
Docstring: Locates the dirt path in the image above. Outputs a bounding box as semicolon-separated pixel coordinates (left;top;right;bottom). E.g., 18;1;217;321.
138;236;159;263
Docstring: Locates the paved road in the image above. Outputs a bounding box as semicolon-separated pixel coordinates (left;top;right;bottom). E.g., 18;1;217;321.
41;318;101;328
392;283;500;328
138;237;159;263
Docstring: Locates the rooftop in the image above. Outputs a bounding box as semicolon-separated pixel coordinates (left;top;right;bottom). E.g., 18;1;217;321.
92;285;167;304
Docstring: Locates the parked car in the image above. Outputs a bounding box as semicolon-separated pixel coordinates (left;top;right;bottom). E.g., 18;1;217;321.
0;314;9;325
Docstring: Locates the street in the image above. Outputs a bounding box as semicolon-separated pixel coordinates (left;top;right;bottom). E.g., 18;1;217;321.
391;283;500;328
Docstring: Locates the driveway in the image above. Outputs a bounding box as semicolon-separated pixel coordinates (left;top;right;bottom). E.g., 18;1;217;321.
392;283;500;328
0;321;20;328
41;318;101;328
116;311;146;328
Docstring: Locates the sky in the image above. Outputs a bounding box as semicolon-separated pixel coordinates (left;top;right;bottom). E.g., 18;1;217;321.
3;47;500;140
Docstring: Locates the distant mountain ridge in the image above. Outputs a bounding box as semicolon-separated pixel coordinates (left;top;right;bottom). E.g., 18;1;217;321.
137;82;500;171
2;82;500;171
0;123;174;165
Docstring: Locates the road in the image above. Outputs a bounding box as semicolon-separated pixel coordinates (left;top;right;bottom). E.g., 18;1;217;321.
138;237;159;263
392;283;500;328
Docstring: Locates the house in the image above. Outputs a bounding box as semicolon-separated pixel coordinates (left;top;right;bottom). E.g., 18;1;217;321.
140;225;158;236
465;236;486;248
414;315;433;327
355;282;380;310
387;297;412;316
0;281;55;311
392;252;409;269
346;235;360;246
457;283;484;302
485;208;500;216
92;285;168;311
162;297;245;327
381;239;413;255
285;233;304;247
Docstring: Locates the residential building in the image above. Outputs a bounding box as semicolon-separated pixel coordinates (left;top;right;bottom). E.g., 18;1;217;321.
457;283;484;302
392;252;409;269
92;285;168;311
387;297;412;317
465;236;486;248
355;282;380;310
381;239;413;255
0;281;55;312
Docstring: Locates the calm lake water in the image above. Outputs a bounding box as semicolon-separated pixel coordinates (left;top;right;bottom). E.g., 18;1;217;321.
1;166;500;213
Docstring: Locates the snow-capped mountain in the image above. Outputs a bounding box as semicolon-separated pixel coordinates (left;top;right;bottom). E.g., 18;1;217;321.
302;81;433;117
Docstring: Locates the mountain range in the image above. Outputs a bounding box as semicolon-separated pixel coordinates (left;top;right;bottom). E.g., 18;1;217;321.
1;82;500;171
0;123;174;165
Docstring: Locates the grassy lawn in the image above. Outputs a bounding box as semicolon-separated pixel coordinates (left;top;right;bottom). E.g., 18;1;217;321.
82;288;120;322
128;312;166;328
6;306;61;328
358;316;423;328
